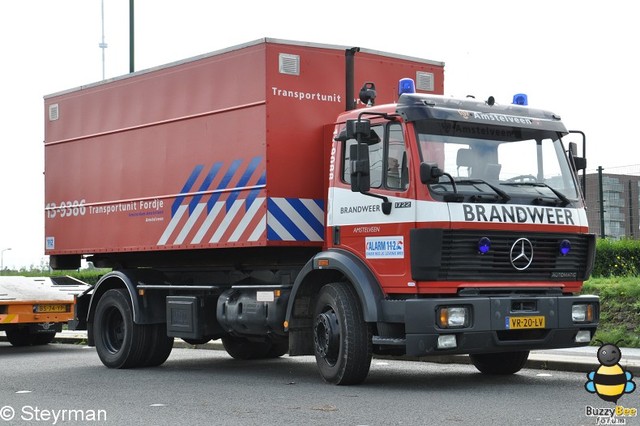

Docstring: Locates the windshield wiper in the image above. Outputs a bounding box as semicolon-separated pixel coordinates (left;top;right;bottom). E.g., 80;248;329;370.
501;182;570;206
455;179;511;203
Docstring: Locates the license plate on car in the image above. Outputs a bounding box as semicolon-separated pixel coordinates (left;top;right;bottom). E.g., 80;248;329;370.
505;316;545;329
34;304;68;313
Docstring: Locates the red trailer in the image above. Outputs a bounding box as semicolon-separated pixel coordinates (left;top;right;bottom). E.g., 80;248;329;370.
45;38;597;384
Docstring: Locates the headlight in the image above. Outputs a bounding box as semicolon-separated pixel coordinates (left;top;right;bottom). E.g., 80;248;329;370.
572;304;594;322
438;306;469;328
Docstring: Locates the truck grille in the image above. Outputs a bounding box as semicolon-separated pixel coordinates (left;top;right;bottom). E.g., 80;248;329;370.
438;230;593;281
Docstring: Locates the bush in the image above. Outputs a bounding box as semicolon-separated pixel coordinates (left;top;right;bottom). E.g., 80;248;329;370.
592;238;640;277
51;269;108;286
582;277;640;348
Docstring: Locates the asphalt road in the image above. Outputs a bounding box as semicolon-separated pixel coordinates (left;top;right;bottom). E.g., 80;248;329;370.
2;342;636;426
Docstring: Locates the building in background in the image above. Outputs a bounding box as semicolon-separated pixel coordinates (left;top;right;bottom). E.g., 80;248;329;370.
583;169;640;239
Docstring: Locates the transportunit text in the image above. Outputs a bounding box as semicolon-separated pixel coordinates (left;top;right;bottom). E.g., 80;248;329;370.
271;87;341;103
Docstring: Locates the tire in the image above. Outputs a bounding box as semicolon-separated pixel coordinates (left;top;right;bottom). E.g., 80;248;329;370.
470;351;530;375
266;336;289;358
222;335;288;359
182;337;211;346
141;324;173;367
94;288;149;369
6;327;56;346
222;336;271;360
5;327;35;347
313;282;372;385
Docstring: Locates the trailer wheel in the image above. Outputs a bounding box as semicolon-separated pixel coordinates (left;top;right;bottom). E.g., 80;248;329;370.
5;327;34;346
470;351;530;375
94;289;148;368
222;336;271;360
313;282;372;385
32;332;57;345
5;327;56;346
141;324;173;367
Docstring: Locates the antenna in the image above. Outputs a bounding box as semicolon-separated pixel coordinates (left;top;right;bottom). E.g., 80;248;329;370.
99;0;108;80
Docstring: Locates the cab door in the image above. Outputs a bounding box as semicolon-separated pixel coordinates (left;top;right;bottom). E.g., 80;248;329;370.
328;121;417;293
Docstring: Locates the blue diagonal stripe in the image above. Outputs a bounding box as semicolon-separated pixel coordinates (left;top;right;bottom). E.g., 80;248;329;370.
189;162;222;214
267;224;281;241
268;199;308;241
206;159;242;213
246;171;266;211
226;156;262;211
287;198;324;237
172;165;203;217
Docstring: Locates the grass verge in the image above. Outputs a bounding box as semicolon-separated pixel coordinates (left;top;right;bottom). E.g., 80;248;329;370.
582;277;640;348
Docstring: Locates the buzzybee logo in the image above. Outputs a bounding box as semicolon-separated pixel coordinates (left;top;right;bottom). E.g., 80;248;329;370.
585;341;635;403
583;341;637;424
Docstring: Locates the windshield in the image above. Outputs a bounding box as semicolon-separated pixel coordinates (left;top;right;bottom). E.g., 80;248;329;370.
415;120;580;204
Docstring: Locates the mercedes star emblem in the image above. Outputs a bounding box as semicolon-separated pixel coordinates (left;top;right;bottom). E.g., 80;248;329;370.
510;238;534;271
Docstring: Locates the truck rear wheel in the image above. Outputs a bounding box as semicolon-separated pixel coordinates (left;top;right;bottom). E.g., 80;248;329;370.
94;289;149;369
313;282;372;385
470;351;530;375
141;324;173;367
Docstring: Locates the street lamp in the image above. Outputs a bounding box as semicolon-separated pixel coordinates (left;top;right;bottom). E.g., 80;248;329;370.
1;248;11;274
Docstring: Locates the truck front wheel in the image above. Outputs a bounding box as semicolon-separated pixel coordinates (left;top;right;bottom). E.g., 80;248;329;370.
470;351;530;375
313;282;372;385
94;289;148;368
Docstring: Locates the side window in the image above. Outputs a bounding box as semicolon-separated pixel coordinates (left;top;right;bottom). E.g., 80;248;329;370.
343;125;384;188
386;123;407;190
342;123;408;191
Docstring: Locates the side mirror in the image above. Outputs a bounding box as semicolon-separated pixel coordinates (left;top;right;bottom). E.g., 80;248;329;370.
568;141;587;171
569;142;578;156
345;119;380;145
573;156;587;171
420;162;444;184
350;143;370;192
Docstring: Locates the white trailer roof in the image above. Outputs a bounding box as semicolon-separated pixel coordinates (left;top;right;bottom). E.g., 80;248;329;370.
0;276;88;303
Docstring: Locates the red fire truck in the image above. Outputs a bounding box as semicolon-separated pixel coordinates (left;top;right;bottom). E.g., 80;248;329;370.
44;38;598;384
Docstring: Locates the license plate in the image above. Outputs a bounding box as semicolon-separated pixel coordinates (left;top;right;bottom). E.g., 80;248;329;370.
505;315;545;329
35;304;68;313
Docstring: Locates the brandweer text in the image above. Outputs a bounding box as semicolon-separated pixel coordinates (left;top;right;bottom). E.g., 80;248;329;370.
463;204;575;225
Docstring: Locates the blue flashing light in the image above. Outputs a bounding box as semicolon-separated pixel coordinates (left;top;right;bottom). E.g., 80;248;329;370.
478;237;491;254
398;78;416;96
559;239;571;256
512;93;528;106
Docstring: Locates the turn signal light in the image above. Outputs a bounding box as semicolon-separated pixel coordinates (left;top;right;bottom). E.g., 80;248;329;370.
438;306;469;328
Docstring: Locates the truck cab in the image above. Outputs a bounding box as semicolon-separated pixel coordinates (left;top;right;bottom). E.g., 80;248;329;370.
285;84;598;381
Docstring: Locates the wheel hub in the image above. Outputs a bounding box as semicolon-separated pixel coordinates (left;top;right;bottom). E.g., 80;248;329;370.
314;310;339;363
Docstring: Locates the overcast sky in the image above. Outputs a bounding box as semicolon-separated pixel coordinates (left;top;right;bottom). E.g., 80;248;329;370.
0;0;637;268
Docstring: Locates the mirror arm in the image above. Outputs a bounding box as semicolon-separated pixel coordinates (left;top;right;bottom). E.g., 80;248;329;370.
360;192;392;215
441;171;458;193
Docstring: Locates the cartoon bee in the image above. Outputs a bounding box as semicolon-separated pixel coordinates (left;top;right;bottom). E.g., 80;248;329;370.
585;341;636;403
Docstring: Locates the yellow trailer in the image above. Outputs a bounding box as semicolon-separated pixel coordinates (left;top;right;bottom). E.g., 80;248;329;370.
0;276;88;346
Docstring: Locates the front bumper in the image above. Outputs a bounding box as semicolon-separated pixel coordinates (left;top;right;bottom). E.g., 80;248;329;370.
380;294;599;356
